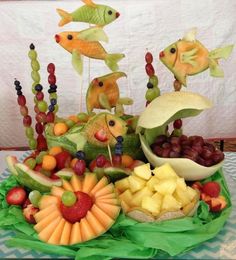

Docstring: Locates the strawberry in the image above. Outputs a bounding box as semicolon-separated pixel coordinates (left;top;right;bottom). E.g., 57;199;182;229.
94;129;108;142
192;181;203;192
23;204;39;224
60;191;93;223
202;181;221;198
6;187;27;206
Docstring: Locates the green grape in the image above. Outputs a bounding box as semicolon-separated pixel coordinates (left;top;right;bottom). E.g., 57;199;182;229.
53;104;59;113
34;96;38;104
62;191;77;206
145;87;160;102
31;60;40;71
28;50;37;59
50;93;57;100
77;112;88;122
65;119;75;128
28;138;37;150
36;151;48;164
25;158;36;169
31;71;40;82
37;100;48;112
29;190;42;207
41;169;51;177
55;116;65;123
31;86;36;94
149;75;158;87
172;128;183;137
25;127;34;138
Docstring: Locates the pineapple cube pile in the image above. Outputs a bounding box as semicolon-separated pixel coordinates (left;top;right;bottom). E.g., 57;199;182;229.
115;163;198;217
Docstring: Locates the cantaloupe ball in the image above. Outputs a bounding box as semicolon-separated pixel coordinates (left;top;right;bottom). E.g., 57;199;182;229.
121;154;134;168
54;123;68;136
70;158;78;168
42;155;57;171
49;146;63;156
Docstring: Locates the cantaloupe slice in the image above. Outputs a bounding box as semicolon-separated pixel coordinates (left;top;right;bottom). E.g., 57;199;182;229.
38;195;60;210
38;216;62;242
85;211;105;235
80;218;96;242
90;176;108;195
96;192;116;200
96;198;119;205
91;204;114;228
34;204;58;223
47;218;66;245
51;186;65;198
120;200;130;213
93;183;114;198
82;173;98;193
70;174;82;192
62;179;74;192
95;201;120;219
70;222;82;245
60;221;72;245
34;210;61;233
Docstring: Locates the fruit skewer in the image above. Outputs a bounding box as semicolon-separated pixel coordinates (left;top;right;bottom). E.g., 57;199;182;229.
28;44;48;151
14;79;37;150
144;51;160;107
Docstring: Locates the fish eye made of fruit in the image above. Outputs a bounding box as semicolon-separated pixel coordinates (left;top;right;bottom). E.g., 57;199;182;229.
137;91;224;181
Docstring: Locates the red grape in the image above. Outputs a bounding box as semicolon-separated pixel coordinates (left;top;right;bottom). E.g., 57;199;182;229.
171;144;181;153
192;145;203;154
179;135;188;143
17;95;26;106
154;135;167;146
36;92;44;101
112;154;122;167
183;148;198;159
201;147;212;160
162;142;171;149
145;52;153;64
34;105;40;114
211;150;224;164
169;136;180;145
204;159;214;167
46;112;55;123
47;63;55;74
153;146;163;157
20;106;28;116
169;151;180;158
191;136;204;146
197;157;205;166
204;143;215;153
145;63;155;76
23;115;32;127
35;112;46;123
48;74;56;85
96;154;107;167
173;119;182;129
74;160;86;176
35;122;44;134
162;148;171;158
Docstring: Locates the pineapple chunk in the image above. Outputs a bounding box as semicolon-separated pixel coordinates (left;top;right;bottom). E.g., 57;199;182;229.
119;189;133;207
152;192;163;203
115;178;129;193
153;163;178;179
173;188;191;207
132;187;153;206
186;186;198;201
142;196;161;215
128;175;146;193
154;178;177;195
146;176;160;191
162;194;182;212
176;178;187;191
133;163;152;180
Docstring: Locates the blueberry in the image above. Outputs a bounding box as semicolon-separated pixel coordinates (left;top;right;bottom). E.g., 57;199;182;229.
48;89;56;94
50;98;57;105
35;84;43;92
115;149;122;155
116;136;124;143
115;143;123;149
75;150;86;160
17;90;23;96
15;85;22;91
29;43;35;50
14;80;20;86
48;104;55;112
50;84;57;90
147;82;153;89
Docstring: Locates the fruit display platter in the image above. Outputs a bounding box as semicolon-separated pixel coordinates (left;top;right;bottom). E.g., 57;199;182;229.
0;0;235;259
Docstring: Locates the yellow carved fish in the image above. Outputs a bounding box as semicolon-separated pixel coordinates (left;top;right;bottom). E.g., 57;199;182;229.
159;28;234;86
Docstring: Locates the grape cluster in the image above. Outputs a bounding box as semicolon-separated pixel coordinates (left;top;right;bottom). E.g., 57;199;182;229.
14;79;37;150
47;63;58;123
145;52;160;106
151;134;224;166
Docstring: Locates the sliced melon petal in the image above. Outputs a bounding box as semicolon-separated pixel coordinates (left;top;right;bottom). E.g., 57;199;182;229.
48;218;66;245
70;222;82;245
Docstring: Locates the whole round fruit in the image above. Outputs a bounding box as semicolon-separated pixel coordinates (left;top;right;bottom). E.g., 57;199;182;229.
145;52;153;64
25;127;34;138
145;63;155;76
17;95;26;106
62;191;77;207
29;190;42;207
46;112;55;123
42;155;57;171
36;151;48;164
48;74;56;85
36;92;44;101
25;157;37;169
47;63;55;74
96;154;107;167
74;160;86;176
20;106;28;117
173;119;182;129
35;122;44;134
37;100;48;113
149;75;158;87
54;122;68;136
6;187;27;206
49;146;63;156
202;181;221;198
23;115;32;127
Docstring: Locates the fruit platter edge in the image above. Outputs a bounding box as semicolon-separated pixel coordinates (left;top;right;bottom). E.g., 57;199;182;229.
0;151;236;259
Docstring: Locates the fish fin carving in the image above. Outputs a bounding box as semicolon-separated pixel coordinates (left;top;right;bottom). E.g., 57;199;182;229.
174;70;187;87
209;59;224;77
180;48;198;67
105;53;125;72
98;93;111;111
77;27;108;43
82;0;97;8
72;50;83;75
56;9;72;27
118;97;133;105
209;45;234;60
183;27;197;42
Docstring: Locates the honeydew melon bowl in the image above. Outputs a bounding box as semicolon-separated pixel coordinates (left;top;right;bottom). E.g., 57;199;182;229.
137;91;224;181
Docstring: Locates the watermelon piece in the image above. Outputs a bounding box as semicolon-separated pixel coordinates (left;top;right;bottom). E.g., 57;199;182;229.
104;167;130;182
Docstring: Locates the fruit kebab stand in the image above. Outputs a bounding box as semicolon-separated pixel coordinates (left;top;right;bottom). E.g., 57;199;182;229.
0;0;236;259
